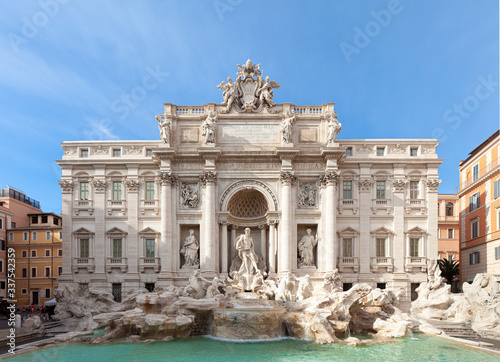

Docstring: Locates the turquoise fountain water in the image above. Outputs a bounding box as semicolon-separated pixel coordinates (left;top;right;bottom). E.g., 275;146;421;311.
8;335;499;361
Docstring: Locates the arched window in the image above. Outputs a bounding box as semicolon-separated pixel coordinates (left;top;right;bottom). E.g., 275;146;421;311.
446;202;454;216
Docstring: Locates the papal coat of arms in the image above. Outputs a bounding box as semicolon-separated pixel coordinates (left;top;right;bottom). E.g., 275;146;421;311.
217;59;280;113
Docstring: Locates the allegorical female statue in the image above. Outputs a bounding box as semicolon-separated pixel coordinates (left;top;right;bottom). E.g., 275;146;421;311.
156;114;171;145
181;229;199;267
326;113;342;145
202;111;217;144
298;228;318;267
280;113;295;144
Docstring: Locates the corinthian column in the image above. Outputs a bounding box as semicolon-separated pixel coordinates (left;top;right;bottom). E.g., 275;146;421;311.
159;172;176;275
279;171;295;273
323;171;339;272
201;171;217;273
219;220;228;274
268;220;278;273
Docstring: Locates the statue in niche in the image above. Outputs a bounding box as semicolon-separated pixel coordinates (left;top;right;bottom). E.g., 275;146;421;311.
280;112;295;144
229;228;267;292
202;111;217;145
298;228;318;268
298;183;317;207
180;229;199;268
181;184;199;208
326;113;342;145
156;114;171;145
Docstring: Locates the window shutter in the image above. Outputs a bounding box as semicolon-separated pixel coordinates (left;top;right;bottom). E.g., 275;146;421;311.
469;253;473;264
476;192;480;208
469;196;472;212
477;252;480;264
495;180;500;199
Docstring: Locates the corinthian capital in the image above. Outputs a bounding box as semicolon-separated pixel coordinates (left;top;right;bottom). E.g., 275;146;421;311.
321;171;339;186
158;172;177;186
58;180;73;193
201;171;217;185
392;179;407;193
279;171;296;185
426;179;441;192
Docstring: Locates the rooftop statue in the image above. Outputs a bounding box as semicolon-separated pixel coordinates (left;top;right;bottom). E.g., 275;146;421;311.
218;59;280;113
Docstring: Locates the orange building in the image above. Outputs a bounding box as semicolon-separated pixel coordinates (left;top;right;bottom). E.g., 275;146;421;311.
8;213;62;305
0;186;42;301
457;130;500;290
438;194;460;261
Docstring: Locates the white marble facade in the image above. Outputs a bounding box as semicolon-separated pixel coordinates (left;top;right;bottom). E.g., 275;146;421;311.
57;61;442;306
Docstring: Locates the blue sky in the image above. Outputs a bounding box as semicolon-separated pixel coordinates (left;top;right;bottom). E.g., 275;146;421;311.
0;0;498;213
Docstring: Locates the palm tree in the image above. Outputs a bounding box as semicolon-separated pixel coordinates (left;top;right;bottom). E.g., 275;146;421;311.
438;258;459;285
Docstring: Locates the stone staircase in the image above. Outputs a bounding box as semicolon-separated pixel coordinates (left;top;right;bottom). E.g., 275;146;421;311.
439;325;480;340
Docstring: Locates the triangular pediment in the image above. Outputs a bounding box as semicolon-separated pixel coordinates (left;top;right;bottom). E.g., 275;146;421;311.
406;226;426;234
73;227;94;235
337;227;359;235
139;227;158;234
371;226;393;235
106;227;128;235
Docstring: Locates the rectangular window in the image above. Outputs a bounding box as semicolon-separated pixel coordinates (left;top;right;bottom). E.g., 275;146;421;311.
45;249;50;257
342;238;353;257
58;267;62;275
31;250;36;257
80;239;89;258
472;164;479;181
448;229;454;239
146;149;153;157
0;218;3;229
146;239;155;258
410;238;420;257
145;181;155;200
113;149;121;157
53;217;59;225
46;231;51;240
0;261;3;272
113;181;122;200
21;289;27;295
31;267;37;278
410;148;418;156
80;149;88;158
32;232;37;241
0;281;5;290
41;215;47;223
376;147;385;156
0;240;5;251
343;181;352;200
112;239;122;258
22;250;27;258
45;289;51;298
22;268;27;278
80;182;89;200
494;179;500;199
58;249;63;256
376;238;386;257
469;192;480;212
11;222;16;228
376;181;386;199
469;251;480;264
495;246;500;260
59;231;62;239
9;233;13;242
471;220;479;239
345;147;352;156
45;267;50;277
409;181;419;199
31;216;38;224
23;232;28;241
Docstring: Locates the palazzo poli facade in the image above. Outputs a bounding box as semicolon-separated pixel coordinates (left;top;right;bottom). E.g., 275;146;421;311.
57;61;442;306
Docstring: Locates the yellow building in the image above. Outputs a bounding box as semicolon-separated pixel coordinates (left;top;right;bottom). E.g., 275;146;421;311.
8;213;62;305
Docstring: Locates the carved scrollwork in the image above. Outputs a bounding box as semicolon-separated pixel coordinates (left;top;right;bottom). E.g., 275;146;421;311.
58;180;73;193
426;179;441;192
92;180;107;193
358;178;373;192
125;179;140;192
392;179;407;192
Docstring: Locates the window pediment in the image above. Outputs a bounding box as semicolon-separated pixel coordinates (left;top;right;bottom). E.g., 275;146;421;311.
106;227;128;235
337;227;359;236
405;226;427;235
73;227;94;235
371;226;393;235
139;227;159;235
